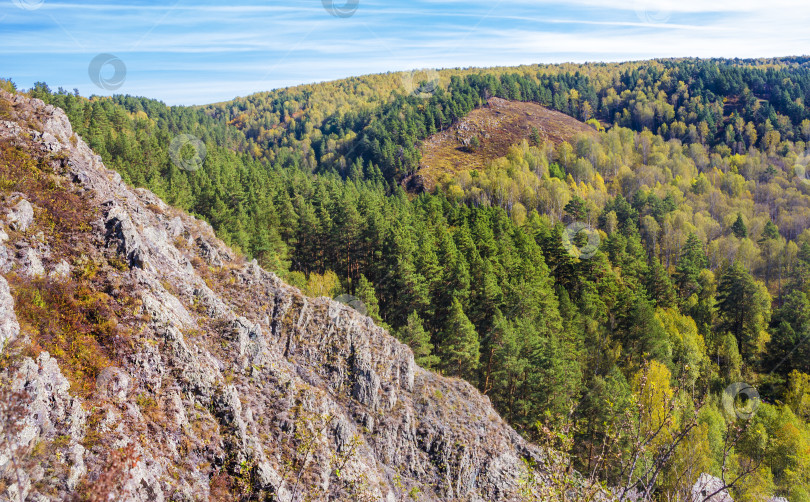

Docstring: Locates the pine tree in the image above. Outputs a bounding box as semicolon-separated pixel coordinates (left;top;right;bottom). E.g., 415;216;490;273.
440;298;480;382
293;197;320;274
332;193;363;281
674;233;707;299
467;256;503;336
716;261;771;362
617;294;671;369
530;126;542;146
765;290;810;374
758;220;782;286
275;190;299;244
399;311;439;369
540;223;577;291
431;227;471;330
799;242;810;264
485;315;524;421
600;194;638;234
250;222;288;273
689;269;717;340
576;366;632;474
645;257;677;308
355;274;383;326
564;195;587;222
414;232;442;319
532;323;583;425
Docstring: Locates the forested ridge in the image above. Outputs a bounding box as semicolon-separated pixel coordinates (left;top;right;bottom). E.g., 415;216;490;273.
8;56;810;500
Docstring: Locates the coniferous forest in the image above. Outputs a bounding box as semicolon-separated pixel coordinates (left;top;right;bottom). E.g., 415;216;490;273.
10;57;810;499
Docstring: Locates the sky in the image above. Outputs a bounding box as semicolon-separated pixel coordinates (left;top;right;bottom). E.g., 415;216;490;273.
1;0;809;106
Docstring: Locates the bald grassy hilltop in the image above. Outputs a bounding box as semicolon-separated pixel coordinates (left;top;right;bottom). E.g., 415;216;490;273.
406;97;596;192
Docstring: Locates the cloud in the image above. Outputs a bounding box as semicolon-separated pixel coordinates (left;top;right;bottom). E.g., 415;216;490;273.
1;0;808;105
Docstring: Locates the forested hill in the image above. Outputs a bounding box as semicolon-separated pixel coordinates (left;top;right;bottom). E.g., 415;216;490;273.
201;57;810;179
7;56;810;499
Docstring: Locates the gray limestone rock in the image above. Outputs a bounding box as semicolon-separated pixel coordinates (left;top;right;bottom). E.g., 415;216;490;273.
0;275;19;351
19;247;45;277
691;473;733;501
7;198;34;232
50;259;70;280
96;367;132;403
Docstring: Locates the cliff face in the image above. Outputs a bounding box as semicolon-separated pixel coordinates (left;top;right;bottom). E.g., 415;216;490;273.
0;91;546;501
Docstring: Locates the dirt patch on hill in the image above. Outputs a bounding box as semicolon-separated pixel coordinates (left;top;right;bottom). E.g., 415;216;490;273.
406;97;595;192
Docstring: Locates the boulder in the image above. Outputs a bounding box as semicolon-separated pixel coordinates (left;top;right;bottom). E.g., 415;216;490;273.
7;198;34;232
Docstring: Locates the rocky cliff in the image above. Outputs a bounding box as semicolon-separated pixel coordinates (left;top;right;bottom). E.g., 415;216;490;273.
0;91;550;501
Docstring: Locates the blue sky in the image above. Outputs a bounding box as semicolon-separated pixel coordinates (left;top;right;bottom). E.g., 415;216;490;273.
1;0;809;105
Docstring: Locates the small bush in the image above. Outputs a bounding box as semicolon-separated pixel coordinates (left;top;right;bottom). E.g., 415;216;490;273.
0;98;12;121
11;276;132;396
0;79;16;93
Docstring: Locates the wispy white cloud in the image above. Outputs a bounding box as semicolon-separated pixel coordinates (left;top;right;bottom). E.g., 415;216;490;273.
415;0;807;14
1;0;809;105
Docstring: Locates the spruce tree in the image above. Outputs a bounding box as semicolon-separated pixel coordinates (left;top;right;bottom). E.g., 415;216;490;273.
731;213;748;238
760;220;779;241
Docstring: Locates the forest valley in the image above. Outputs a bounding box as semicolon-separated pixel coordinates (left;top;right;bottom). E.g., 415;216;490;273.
8;56;810;500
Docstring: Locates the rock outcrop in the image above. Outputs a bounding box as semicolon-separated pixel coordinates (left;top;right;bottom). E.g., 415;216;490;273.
691;474;732;502
0;91;550;500
6;198;34;233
